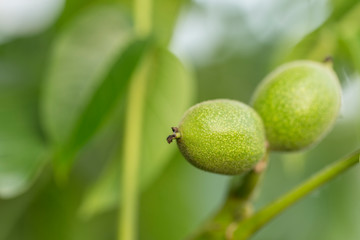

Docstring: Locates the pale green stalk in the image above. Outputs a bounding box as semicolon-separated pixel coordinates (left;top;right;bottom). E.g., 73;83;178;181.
134;0;152;37
118;1;152;239
118;64;148;240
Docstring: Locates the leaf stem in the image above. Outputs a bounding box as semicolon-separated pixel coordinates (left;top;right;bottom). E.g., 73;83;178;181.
134;0;152;37
118;58;148;240
233;149;360;239
118;1;153;239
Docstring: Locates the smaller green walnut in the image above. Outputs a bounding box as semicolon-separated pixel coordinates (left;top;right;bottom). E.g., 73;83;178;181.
251;60;341;151
167;99;266;175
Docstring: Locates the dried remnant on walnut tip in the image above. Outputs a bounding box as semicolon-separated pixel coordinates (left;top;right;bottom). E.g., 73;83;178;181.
167;127;180;144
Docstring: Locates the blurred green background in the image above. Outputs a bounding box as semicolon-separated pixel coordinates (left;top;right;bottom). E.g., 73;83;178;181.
0;0;360;239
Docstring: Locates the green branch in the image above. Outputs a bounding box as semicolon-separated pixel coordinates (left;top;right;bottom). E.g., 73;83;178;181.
233;149;360;239
230;151;269;202
190;152;269;240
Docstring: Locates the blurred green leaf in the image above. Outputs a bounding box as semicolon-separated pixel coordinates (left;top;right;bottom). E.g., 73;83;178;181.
7;178;82;240
140;152;230;240
79;156;120;217
6;174;118;240
329;0;360;22
0;195;34;240
153;0;187;45
285;1;360;69
336;2;360;73
56;0;133;29
42;5;150;177
42;5;132;145
80;47;195;218
56;40;149;176
0;167;49;240
285;27;337;62
0;31;52;199
0;94;46;198
139;47;195;188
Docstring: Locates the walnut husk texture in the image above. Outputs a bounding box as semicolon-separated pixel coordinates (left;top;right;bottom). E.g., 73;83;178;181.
176;99;266;175
251;60;341;151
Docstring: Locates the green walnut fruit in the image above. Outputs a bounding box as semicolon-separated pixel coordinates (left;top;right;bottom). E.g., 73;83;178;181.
251;60;341;151
167;99;266;175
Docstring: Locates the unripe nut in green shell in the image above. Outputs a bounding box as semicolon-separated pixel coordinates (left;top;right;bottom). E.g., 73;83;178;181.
251;60;341;151
167;99;266;175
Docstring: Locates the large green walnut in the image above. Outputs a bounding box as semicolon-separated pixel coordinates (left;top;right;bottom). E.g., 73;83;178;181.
167;99;266;175
251;60;341;151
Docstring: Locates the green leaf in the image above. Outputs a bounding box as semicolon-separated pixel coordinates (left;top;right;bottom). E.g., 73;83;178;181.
0;94;46;198
0;32;51;200
336;2;360;73
139;152;230;240
152;0;187;45
285;1;360;68
0;164;48;240
79;157;120;218
285;27;337;62
57;40;149;172
42;5;132;145
139;47;195;188
329;0;360;22
42;5;149;176
56;0;132;28
80;47;195;218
